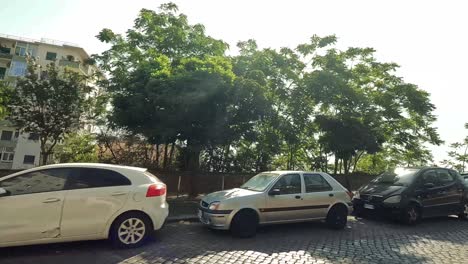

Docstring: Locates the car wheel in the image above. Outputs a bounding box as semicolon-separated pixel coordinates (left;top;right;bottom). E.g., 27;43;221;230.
402;204;421;225
230;210;258;238
326;205;348;229
110;212;153;248
458;200;468;220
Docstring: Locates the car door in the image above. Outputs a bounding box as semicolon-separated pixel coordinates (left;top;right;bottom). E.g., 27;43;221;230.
0;168;72;244
414;169;448;217
263;173;306;223
301;173;336;219
436;169;463;214
60;168;132;237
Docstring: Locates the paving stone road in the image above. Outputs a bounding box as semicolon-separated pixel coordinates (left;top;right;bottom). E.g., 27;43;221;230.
1;216;467;264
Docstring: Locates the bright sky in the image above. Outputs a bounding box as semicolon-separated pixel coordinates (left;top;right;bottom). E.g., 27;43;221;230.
1;0;467;163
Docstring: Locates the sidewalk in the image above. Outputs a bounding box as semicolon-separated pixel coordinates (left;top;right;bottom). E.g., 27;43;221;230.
166;195;201;222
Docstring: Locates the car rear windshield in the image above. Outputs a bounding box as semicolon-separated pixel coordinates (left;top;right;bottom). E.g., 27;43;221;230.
240;173;279;192
372;168;420;186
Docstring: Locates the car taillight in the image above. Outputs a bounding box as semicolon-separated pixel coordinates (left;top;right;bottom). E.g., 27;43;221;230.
346;190;354;199
146;183;166;197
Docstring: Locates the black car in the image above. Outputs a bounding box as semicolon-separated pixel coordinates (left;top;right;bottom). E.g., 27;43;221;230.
462;173;468;185
353;167;468;224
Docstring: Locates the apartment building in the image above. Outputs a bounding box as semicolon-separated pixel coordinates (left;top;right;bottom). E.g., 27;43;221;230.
0;33;97;170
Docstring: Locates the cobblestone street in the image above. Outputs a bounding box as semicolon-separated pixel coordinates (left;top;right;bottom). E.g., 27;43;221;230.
1;217;467;264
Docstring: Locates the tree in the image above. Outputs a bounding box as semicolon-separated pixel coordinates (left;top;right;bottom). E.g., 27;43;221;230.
96;4;268;193
7;60;91;165
55;132;98;163
297;35;442;188
442;123;468;172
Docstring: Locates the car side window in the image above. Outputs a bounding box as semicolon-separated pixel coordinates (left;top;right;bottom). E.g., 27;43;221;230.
68;168;131;190
0;169;72;196
437;169;455;185
303;174;332;192
419;170;438;186
272;174;302;195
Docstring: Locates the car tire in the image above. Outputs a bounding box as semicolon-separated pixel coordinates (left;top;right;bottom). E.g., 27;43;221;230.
109;212;153;248
230;210;258;238
401;204;421;225
458;200;468;220
326;205;348;229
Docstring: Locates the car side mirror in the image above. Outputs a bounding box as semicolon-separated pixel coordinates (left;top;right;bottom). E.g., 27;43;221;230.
424;182;435;189
269;188;281;196
0;187;9;197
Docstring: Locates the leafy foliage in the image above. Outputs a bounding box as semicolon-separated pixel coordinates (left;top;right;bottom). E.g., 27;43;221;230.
96;3;442;186
55;132;98;163
441;123;468;172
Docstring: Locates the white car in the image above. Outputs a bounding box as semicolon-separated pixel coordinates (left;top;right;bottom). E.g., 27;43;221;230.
199;171;353;237
0;163;168;248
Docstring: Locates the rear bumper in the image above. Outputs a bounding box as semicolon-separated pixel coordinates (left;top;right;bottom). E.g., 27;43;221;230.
198;207;232;230
148;201;169;230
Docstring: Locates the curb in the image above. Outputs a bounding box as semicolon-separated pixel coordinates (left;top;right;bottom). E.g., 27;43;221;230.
166;215;199;223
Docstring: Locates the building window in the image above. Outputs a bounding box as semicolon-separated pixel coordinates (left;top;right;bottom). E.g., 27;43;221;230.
0;47;11;54
23;155;35;165
9;61;27;77
1;148;14;163
28;133;39;141
0;130;13;141
0;67;6;79
14;42;37;57
46;52;57;61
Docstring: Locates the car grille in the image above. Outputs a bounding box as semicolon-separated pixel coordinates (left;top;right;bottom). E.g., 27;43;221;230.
360;194;384;203
201;200;209;208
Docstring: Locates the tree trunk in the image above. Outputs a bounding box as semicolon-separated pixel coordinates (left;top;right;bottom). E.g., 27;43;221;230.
343;157;352;191
155;144;160;168
339;159;343;174
352;151;364;173
334;156;339;175
168;142;175;169
163;144;169;170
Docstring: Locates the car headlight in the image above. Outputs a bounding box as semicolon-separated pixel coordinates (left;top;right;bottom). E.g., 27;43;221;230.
209;201;221;210
383;195;401;204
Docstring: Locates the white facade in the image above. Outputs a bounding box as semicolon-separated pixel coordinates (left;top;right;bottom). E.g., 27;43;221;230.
0;124;40;170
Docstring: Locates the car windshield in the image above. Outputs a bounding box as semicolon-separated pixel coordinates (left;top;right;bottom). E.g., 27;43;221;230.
372;168;420;186
240;173;279;192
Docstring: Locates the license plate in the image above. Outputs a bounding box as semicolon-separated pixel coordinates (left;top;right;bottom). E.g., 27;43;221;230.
364;203;375;210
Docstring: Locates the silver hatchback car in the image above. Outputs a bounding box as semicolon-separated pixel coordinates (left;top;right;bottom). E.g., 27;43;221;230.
199;171;353;237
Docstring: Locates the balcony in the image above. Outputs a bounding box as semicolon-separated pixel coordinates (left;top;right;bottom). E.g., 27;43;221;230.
0;53;12;60
58;59;89;75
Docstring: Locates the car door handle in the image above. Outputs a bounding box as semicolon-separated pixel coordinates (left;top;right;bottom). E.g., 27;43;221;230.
111;192;128;196
329;193;334;197
295;195;301;199
43;198;61;203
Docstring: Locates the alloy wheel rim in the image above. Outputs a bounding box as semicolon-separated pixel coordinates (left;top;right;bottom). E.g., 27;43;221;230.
118;218;146;244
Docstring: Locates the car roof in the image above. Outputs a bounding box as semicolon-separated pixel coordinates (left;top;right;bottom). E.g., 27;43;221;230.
266;170;325;174
37;163;147;172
